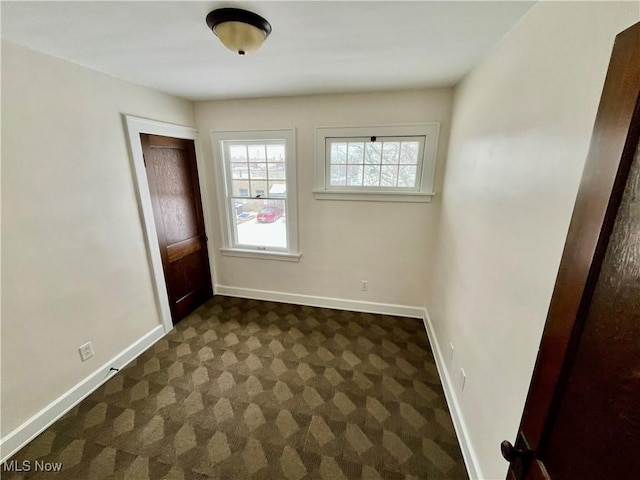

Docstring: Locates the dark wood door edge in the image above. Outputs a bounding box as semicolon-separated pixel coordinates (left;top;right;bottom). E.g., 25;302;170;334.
516;20;640;456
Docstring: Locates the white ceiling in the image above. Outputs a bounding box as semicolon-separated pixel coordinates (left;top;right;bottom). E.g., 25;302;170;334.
1;1;535;101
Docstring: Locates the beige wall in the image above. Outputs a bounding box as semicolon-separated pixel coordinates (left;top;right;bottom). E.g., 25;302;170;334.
195;89;453;307
428;2;639;478
6;2;637;473
1;41;195;436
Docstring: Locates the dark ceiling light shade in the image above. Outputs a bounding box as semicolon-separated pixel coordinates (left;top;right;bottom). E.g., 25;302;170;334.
206;8;272;56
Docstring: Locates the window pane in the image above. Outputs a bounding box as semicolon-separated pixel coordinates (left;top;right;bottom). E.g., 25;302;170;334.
365;143;382;165
266;144;285;162
267;162;286;180
232;198;287;249
229;145;247;163
268;181;287;198
398;165;417;187
232;181;251;197
347;143;364;164
380;165;398;186
347;165;363;186
248;144;266;162
251;180;268;198
318;127;436;196
330;165;347;185
231;163;249;179
330;143;347;164
363;165;380;186
249;163;267;180
400;142;420;164
382;142;400;164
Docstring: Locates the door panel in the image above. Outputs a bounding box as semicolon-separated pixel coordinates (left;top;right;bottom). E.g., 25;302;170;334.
141;133;213;323
543;141;640;479
503;21;640;480
167;236;202;262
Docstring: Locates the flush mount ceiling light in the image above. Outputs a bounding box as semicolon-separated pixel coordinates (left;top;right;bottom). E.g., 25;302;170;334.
206;8;272;56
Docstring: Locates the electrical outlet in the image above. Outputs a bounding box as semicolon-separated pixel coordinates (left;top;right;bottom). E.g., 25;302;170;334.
361;280;368;291
460;368;467;391
79;342;94;362
449;343;455;362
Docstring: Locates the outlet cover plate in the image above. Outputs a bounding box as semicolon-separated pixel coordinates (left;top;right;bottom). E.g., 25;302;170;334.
79;342;94;362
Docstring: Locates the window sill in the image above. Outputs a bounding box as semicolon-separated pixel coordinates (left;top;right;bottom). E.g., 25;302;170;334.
312;190;434;203
220;248;301;262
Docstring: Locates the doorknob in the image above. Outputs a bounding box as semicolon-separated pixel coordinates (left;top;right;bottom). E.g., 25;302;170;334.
501;440;530;462
502;434;533;480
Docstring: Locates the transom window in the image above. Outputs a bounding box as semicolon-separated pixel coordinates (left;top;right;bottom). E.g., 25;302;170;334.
211;129;299;261
327;137;424;190
315;124;439;202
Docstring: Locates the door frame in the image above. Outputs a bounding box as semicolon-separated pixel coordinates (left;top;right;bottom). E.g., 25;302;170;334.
124;115;216;333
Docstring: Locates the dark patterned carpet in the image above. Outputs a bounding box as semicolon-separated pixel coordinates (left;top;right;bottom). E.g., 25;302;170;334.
3;296;467;479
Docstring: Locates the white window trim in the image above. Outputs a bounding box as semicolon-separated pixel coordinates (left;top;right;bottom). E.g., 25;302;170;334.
314;123;439;203
210;128;300;261
219;248;301;262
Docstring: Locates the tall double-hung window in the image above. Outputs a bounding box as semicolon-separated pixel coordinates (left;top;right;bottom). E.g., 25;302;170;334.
211;129;299;261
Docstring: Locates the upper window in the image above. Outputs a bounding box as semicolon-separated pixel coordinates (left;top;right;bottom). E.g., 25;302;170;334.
211;129;299;261
327;137;424;190
314;124;439;202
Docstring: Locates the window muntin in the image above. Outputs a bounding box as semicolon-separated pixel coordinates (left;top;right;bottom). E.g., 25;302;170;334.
315;124;439;202
228;141;285;194
213;129;298;258
326;136;425;191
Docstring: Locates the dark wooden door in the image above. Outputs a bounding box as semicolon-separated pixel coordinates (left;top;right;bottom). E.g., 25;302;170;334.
502;22;640;480
141;134;213;324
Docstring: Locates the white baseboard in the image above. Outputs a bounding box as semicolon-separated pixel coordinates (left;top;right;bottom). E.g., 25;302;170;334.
216;285;480;478
0;325;165;463
215;285;425;319
421;309;483;480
